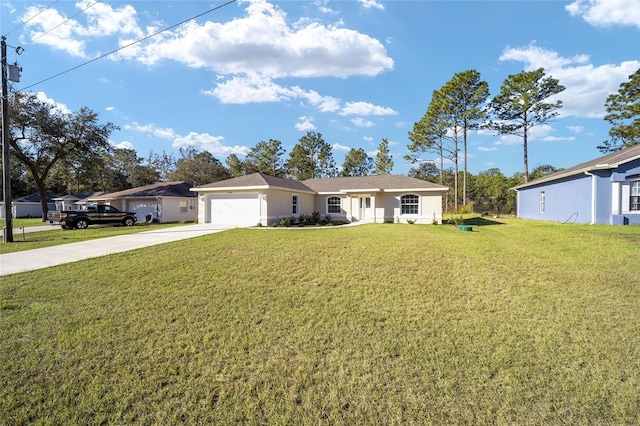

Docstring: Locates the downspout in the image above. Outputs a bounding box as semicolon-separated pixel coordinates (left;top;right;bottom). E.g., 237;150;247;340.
584;171;596;225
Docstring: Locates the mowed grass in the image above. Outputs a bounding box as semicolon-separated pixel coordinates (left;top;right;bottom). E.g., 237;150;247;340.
0;222;190;254
1;219;639;424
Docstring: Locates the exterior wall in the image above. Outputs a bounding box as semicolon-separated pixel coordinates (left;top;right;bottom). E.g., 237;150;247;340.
313;194;349;221
196;187;446;226
517;174;593;223
264;190;314;226
608;159;640;225
120;197;197;223
195;189;313;226
517;158;640;225
158;197;197;223
378;192;444;224
313;192;444;224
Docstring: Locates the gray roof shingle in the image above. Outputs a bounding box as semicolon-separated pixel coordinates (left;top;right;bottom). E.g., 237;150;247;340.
91;182;196;200
302;175;449;193
192;172;315;192
194;172;449;193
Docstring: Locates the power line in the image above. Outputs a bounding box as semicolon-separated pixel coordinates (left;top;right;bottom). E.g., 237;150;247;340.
3;0;60;38
30;1;100;45
18;0;237;92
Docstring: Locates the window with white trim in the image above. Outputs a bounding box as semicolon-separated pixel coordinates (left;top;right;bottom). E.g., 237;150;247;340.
631;181;640;211
540;191;546;213
292;195;298;215
401;194;419;215
327;197;341;214
179;200;187;213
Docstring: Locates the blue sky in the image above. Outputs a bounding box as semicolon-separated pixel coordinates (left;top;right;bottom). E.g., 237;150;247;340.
2;0;639;177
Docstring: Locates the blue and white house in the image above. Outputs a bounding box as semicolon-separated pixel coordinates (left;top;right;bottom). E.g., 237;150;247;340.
514;144;640;225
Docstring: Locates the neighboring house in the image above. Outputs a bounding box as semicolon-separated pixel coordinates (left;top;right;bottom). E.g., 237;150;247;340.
89;181;198;223
0;194;57;219
513;143;640;225
52;192;105;211
191;172;449;227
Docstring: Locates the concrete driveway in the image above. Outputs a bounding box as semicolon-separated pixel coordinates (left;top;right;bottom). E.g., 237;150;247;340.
0;224;233;276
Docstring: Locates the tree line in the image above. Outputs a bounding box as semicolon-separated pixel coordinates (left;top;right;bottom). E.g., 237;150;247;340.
2;67;638;219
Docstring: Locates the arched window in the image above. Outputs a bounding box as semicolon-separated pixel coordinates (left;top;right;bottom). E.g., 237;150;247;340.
327;197;341;214
401;194;419;215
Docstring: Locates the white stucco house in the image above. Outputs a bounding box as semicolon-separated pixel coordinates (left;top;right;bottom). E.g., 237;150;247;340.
89;181;198;223
191;172;449;227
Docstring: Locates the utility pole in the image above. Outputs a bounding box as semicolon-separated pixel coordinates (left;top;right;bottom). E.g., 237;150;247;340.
1;36;14;242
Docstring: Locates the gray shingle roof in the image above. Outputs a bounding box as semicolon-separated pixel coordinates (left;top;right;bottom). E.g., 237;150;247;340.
514;143;640;189
91;182;196;200
302;175;449;193
194;172;449;194
192;172;315;192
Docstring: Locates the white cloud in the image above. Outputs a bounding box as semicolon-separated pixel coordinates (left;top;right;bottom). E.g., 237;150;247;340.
314;0;336;14
363;136;374;141
351;117;375;128
207;73;291;103
207;73;341;113
543;136;576;142
21;1;143;57
494;135;521;146
112;140;134;150
565;0;640;28
478;146;497;152
35;91;71;114
499;44;640;118
340;101;398;116
24;0;393;77
567;125;584;134
129;0;393;78
358;0;385;10
125;122;177;140
295;116;316;131
75;0;143;38
332;143;351;152
172;131;249;156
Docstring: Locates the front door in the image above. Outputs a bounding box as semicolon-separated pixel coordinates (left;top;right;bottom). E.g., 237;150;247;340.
359;197;372;221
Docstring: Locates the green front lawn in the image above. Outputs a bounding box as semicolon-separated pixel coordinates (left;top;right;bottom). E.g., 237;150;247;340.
0;217;50;229
0;222;190;254
1;220;639;424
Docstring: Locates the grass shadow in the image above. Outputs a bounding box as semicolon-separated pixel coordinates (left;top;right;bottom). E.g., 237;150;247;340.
464;216;506;227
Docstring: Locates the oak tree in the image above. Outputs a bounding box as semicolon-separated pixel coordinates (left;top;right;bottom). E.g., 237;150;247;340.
7;91;116;219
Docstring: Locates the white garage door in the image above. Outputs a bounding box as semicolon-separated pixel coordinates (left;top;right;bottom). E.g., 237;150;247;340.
211;194;259;226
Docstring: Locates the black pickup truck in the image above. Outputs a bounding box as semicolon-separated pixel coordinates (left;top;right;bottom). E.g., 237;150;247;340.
47;204;137;230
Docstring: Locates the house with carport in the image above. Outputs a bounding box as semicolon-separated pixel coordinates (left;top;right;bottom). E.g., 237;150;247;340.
513;143;640;225
191;172;449;227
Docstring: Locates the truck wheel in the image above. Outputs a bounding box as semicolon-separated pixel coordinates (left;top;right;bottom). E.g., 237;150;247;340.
75;219;89;230
123;217;135;227
61;224;69;230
